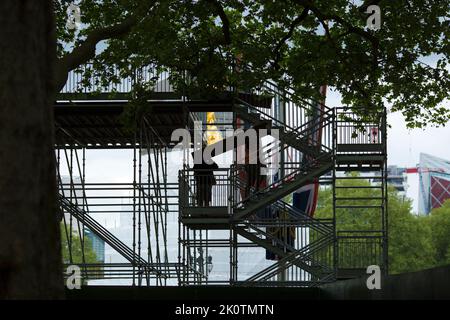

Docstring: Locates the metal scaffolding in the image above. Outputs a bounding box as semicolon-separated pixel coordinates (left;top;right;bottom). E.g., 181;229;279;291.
57;117;181;285
55;65;388;287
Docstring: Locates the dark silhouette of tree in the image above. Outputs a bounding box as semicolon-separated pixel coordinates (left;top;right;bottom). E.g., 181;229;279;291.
0;1;63;299
0;0;448;298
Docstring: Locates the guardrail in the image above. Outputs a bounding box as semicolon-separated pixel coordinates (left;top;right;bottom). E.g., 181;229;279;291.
60;64;175;96
335;108;386;154
336;230;384;269
179;168;231;213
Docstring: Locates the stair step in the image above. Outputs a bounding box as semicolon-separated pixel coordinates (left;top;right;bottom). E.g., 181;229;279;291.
58;194;167;278
335;197;384;200
335;205;383;208
235;104;330;159
336;186;382;189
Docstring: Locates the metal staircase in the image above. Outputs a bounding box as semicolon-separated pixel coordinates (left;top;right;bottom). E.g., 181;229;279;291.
58;193;167;279
244;234;335;284
333;108;388;278
178;81;387;286
234;99;334;159
228;150;334;285
271;200;333;235
203;85;336;285
230;94;334;219
234;222;332;279
54;62;387;287
231;158;333;220
224;156;335;278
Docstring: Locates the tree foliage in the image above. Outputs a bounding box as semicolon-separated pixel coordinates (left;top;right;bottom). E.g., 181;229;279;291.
315;177;450;274
60;224;100;264
54;0;449;127
426;200;450;266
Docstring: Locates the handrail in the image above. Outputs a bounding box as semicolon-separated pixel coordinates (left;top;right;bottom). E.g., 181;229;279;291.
246;233;334;282
236;62;331;114
235;97;334;155
231;173;332;233
235;97;333;134
58;193;168;279
230;150;332;208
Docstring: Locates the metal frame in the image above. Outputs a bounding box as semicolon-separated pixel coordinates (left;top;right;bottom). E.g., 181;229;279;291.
57;114;187;286
334;108;388;277
56;64;388;287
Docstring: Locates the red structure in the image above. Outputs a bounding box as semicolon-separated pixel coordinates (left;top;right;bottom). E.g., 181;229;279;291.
430;175;450;210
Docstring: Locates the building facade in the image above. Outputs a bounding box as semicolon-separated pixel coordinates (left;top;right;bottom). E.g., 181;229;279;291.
418;153;450;215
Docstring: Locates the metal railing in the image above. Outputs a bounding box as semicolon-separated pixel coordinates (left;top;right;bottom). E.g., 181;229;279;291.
235;98;334;149
59;193;166;278
234;98;334;186
62;263;200;282
60;64;176;96
335;108;386;153
58;182;179;215
229;148;332;211
244;232;334;283
179;168;231;211
336;231;384;269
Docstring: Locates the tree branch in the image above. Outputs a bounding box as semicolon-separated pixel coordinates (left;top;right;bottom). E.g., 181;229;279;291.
292;0;379;48
314;12;375;106
55;3;156;92
358;0;382;13
206;0;231;45
324;13;379;47
292;0;379;76
272;7;309;70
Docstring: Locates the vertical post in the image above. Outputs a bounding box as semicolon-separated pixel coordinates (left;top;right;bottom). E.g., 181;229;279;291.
138;120;143;286
230;97;237;286
145;128;151;286
75;148;87;279
132;130;137;286
186;226;190;285
234;229;238;284
277;89;286;282
332;108;338;279
69;148;74;264
193;229;197;284
278;91;286;181
177;216;182;286
199;231;203;285
229;225;234;285
205;229;209;283
146;129;153;286
231;227;238;285
164;147;169;286
181;219;186;286
82;147;86;252
383;109;389;275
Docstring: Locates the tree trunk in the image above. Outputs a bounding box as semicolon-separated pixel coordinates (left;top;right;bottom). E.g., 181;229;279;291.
0;1;64;298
